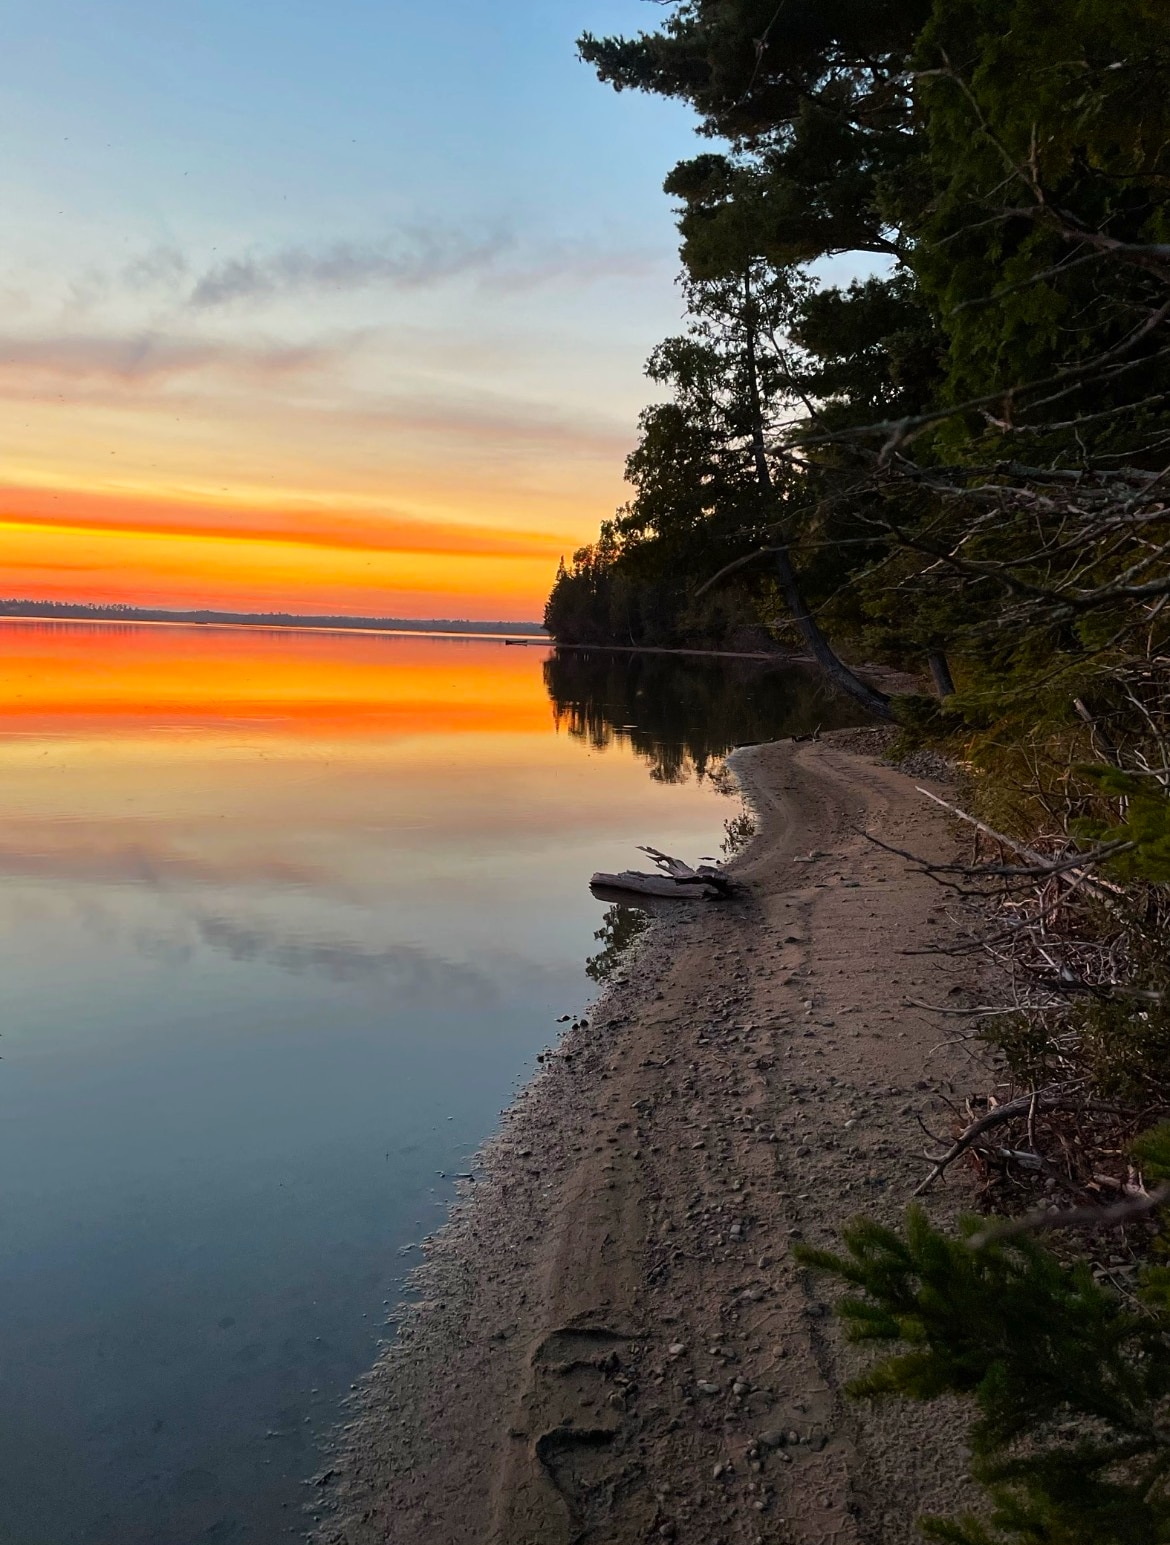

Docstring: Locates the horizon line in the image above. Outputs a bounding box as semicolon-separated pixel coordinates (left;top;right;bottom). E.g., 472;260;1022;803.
0;598;547;633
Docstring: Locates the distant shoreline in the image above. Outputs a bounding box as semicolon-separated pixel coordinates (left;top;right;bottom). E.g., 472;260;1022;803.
0;603;547;642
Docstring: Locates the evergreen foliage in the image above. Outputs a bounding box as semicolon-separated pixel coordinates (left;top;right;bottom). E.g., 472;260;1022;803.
799;1136;1170;1543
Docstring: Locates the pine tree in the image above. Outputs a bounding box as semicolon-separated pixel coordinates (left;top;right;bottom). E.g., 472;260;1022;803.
799;1127;1170;1543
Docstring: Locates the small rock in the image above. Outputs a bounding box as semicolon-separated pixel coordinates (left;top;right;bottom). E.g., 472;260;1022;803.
668;1342;687;1358
695;1380;720;1396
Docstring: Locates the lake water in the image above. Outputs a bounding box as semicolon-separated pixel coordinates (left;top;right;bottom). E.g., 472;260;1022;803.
0;621;856;1544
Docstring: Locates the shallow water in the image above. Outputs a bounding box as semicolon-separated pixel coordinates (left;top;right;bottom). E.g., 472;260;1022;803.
0;622;856;1543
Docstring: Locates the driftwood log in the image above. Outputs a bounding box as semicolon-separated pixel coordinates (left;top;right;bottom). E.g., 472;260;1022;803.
590;846;733;902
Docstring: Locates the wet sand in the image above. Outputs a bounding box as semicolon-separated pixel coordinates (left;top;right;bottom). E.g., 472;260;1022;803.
317;729;982;1544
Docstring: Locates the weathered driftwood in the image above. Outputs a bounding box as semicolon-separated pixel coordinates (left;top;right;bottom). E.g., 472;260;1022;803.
590;847;732;902
591;871;719;900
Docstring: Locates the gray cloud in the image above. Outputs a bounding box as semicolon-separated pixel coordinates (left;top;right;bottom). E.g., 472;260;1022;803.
188;229;514;308
183;230;661;309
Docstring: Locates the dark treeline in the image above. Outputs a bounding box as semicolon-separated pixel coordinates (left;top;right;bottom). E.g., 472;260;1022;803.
0;600;545;635
564;3;1170;1538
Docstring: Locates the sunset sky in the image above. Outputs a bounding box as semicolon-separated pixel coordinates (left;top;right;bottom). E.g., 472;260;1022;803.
1;1;699;620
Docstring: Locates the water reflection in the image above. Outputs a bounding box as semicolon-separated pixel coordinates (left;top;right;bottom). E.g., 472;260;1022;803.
0;621;789;1545
543;647;863;783
585;904;651;983
720;809;757;859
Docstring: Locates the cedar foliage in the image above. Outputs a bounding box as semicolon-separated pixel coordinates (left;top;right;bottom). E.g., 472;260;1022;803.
564;0;1170;1536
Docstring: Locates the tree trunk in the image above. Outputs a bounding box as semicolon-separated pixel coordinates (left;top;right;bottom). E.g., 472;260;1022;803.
742;273;894;723
928;649;956;699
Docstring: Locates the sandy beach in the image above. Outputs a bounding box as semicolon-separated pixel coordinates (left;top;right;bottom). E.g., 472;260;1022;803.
317;729;985;1545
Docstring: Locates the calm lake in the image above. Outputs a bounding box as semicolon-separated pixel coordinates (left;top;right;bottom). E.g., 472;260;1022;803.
0;621;855;1544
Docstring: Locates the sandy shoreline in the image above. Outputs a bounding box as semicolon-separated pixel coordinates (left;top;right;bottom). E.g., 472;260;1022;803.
316;729;984;1544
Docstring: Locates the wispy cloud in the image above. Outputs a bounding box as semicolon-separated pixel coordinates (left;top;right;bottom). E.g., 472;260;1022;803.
97;229;661;311
0;325;632;460
188;229;513;308
0;329;344;384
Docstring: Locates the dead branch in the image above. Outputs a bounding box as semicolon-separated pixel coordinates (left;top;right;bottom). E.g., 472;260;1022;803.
904;998;1017;1017
914;1084;1096;1195
916;788;1130;900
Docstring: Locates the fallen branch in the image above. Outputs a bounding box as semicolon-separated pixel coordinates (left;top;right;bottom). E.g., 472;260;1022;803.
904;997;1017;1017
916;788;1130;900
914;1084;1092;1195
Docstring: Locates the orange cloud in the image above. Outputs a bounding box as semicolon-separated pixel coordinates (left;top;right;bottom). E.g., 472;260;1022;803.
0;475;583;618
0;522;555;617
0;484;570;560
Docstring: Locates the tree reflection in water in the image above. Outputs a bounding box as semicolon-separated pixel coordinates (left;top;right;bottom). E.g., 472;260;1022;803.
586;904;651;982
543;648;865;785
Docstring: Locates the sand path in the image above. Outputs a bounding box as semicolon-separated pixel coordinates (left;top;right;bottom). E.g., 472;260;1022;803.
318;732;982;1545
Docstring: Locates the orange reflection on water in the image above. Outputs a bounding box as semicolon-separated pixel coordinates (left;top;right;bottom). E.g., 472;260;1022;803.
0;620;553;737
0;619;722;913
